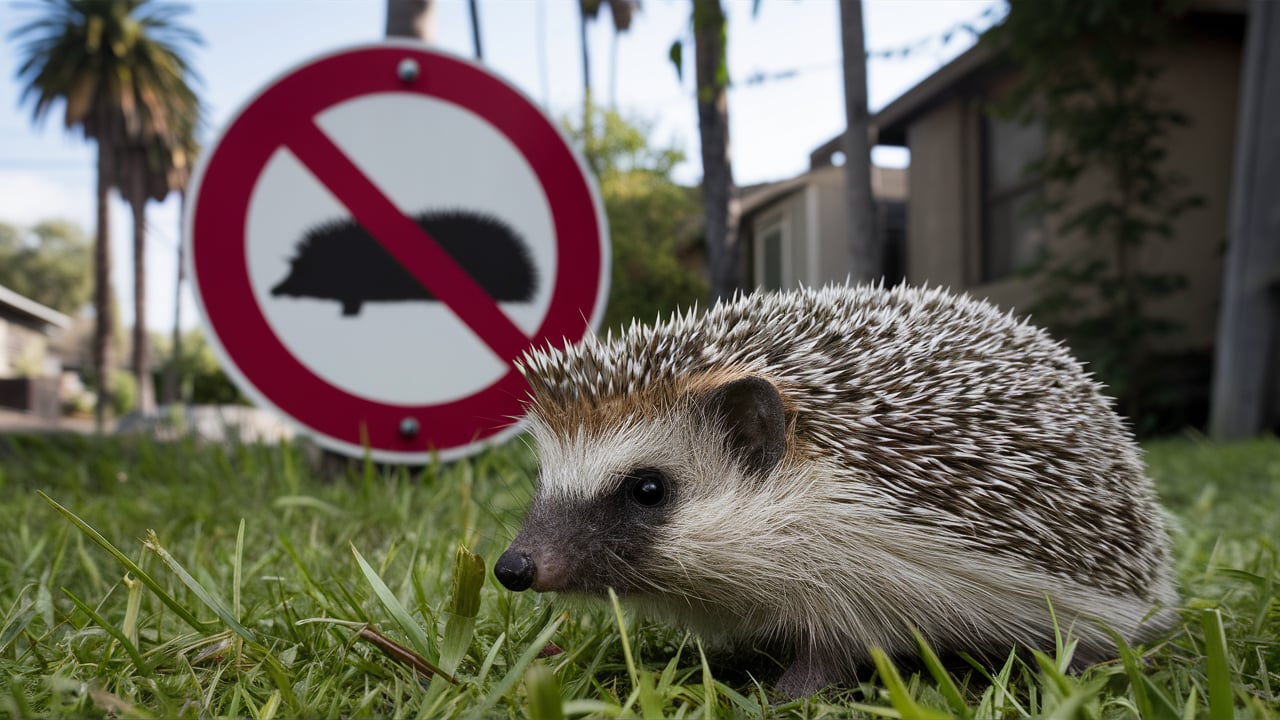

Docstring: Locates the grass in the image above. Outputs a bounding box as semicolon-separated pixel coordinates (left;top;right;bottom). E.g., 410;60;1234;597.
0;430;1276;718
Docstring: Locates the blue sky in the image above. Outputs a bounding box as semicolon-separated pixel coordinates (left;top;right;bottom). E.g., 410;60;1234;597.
0;0;1002;334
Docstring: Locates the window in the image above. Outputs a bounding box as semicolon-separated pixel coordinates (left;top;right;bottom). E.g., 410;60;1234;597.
982;114;1045;282
754;214;788;291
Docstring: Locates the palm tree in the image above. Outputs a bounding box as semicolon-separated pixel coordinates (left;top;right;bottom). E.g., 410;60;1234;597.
386;0;435;41
13;0;203;427
606;0;637;108
577;1;640;173
692;0;739;301
118;100;199;414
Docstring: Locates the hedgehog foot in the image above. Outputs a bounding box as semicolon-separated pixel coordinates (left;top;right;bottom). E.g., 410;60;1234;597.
774;644;846;698
341;300;362;316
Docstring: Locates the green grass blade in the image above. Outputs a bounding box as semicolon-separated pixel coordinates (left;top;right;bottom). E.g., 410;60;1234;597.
471;615;563;718
608;588;640;689
144;530;257;643
272;495;345;515
122;574;142;648
637;670;665;719
870;646;952;720
61;587;151;676
234;518;245;623
1033;649;1072;695
1182;686;1199;720
912;628;971;720
842;703;904;718
525;664;565;720
0;596;35;655
476;631;506;686
1201;608;1235;720
38;491;212;634
350;543;435;661
253;645;301;712
257;690;281;720
1140;672;1186;720
439;544;485;675
697;638;716;720
6;672;32;718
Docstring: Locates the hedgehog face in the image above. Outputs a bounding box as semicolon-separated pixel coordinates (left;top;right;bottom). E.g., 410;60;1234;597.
494;376;790;599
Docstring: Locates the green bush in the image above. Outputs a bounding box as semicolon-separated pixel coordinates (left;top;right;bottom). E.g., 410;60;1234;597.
564;107;707;333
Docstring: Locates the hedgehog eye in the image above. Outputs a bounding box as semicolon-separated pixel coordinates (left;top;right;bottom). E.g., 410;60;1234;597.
626;468;669;507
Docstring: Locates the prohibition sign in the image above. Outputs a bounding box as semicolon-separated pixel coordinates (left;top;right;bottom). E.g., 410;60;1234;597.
184;42;609;463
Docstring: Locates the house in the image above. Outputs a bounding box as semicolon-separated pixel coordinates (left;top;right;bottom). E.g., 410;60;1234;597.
856;4;1247;357
808;1;1249;427
0;284;71;418
739;162;908;291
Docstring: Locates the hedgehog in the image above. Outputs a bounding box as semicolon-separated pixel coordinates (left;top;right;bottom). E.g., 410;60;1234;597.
271;209;537;316
493;283;1179;697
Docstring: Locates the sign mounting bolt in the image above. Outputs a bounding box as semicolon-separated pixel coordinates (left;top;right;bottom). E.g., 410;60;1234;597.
400;417;420;438
397;58;419;84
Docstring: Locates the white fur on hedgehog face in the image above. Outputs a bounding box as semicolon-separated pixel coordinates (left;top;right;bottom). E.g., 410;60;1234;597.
524;402;849;609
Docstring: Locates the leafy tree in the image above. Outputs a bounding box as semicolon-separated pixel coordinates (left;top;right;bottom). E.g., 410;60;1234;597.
0;219;92;315
13;0;204;429
982;0;1204;434
152;328;248;406
565;108;706;331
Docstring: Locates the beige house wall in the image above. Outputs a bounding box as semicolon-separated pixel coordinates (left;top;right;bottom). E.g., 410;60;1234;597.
1141;35;1242;348
902;31;1242;351
905;99;971;290
740;165;908;290
749;191;809;289
811;170;853;286
0;317;51;378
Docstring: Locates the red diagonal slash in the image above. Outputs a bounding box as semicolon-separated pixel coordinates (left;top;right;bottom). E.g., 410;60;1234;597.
286;120;532;363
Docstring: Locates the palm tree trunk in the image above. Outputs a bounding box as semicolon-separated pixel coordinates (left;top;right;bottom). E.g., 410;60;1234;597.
839;0;880;283
385;0;436;41
93;143;117;432
164;191;186;405
130;175;155;415
693;0;739;300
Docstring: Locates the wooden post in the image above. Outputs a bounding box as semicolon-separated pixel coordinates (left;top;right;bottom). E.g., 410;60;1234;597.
1209;0;1280;439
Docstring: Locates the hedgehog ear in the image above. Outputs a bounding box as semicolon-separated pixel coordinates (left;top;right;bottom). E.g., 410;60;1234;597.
704;376;786;477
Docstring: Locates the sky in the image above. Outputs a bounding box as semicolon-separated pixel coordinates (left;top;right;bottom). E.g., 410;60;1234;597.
0;0;1004;335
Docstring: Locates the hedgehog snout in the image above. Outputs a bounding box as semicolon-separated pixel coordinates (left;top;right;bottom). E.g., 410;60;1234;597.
495;542;574;593
494;549;534;591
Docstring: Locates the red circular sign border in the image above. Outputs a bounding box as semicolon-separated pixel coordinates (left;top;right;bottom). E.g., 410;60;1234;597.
185;42;608;461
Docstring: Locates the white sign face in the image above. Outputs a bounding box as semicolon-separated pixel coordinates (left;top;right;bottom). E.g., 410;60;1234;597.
245;94;558;405
184;42;609;462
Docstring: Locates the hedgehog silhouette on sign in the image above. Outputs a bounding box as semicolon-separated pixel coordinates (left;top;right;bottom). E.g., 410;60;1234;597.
271;209;538;316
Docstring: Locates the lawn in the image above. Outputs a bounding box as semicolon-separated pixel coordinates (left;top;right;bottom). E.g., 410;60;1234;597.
0;430;1276;718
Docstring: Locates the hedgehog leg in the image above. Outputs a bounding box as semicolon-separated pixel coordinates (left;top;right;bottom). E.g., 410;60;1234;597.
774;643;846;698
341;300;361;316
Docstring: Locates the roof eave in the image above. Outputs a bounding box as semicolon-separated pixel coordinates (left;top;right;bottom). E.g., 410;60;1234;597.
0;284;72;330
871;41;1000;147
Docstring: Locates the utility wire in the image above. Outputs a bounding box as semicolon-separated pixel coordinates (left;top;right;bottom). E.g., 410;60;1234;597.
737;1;1006;89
